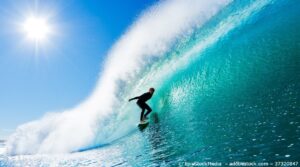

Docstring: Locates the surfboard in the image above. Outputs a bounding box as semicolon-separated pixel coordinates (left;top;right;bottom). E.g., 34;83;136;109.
138;121;149;130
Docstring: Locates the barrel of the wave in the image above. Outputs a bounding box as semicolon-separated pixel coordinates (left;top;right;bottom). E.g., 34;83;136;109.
146;0;300;162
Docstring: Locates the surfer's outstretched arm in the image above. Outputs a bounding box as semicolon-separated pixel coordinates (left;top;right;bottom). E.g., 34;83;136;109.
129;96;139;102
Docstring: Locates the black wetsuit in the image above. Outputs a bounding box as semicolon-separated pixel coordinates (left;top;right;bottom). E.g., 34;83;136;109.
132;92;153;121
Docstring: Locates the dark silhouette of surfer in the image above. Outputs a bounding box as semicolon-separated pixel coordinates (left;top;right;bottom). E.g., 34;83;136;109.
129;88;155;122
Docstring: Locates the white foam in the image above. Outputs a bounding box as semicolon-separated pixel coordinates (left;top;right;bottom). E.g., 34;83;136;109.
6;0;231;155
0;146;4;155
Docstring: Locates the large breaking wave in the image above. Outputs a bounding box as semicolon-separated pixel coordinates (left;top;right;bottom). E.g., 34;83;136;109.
6;0;232;155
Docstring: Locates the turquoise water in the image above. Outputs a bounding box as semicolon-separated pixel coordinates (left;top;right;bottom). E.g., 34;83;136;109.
144;0;300;164
1;0;300;166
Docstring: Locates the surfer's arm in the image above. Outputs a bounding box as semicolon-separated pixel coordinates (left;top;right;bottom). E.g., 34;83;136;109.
128;96;140;102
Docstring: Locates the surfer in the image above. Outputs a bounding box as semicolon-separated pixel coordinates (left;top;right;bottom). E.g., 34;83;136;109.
129;88;155;122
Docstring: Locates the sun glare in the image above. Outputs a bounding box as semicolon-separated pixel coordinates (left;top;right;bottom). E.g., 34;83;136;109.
23;16;51;41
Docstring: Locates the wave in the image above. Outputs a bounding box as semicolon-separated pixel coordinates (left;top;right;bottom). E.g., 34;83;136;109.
6;0;232;155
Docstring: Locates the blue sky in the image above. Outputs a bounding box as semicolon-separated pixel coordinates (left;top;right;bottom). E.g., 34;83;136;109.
0;0;156;139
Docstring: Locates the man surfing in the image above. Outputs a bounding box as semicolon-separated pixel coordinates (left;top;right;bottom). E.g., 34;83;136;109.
129;88;155;123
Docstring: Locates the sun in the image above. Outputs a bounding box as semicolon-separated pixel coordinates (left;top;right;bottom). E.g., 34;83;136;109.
23;16;51;41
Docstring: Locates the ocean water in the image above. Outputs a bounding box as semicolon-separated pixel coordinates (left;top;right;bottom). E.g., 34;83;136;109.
1;0;299;166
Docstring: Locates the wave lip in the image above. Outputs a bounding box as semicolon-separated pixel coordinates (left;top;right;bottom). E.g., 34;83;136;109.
6;0;231;155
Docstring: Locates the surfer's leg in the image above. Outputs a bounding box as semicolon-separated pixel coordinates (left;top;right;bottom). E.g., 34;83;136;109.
144;103;152;118
140;108;145;121
137;102;146;121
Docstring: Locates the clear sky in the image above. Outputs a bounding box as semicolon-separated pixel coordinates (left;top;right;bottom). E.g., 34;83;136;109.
0;0;156;139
